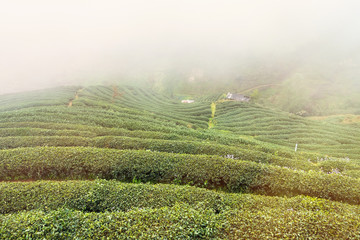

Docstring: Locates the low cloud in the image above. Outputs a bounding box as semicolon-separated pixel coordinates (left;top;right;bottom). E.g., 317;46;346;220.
0;0;360;94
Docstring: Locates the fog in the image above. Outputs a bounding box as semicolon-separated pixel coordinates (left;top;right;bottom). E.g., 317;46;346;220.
1;0;360;94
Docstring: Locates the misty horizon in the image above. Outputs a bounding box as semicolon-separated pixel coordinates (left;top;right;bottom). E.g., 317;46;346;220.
1;0;360;94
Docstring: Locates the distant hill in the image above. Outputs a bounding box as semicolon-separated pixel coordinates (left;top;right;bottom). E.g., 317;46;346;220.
138;42;360;116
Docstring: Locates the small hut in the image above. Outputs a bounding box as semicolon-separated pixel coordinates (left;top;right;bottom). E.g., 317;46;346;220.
181;100;195;103
226;92;250;102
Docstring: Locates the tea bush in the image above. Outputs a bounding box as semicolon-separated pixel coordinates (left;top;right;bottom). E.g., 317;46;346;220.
2;85;360;238
2;180;360;215
0;180;228;214
224;207;360;239
0;147;359;204
0;204;222;239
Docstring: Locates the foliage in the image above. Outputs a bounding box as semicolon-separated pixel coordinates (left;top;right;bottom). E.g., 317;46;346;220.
1;85;360;238
225;207;360;239
0;204;222;239
0;147;359;204
1;180;360;239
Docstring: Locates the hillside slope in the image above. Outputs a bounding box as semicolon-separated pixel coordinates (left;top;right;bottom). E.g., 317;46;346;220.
0;85;360;239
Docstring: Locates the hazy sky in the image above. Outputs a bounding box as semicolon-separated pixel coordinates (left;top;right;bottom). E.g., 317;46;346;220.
1;0;360;94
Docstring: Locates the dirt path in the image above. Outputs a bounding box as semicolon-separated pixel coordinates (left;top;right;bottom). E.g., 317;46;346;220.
112;85;124;102
68;88;83;107
208;102;217;129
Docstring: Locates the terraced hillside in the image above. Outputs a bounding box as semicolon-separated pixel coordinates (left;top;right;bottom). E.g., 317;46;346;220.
214;101;360;162
1;85;360;239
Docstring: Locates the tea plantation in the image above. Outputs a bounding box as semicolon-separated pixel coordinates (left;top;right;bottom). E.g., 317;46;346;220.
0;85;359;239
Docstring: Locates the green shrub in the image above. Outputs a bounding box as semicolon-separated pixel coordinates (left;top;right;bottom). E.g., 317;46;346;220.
0;135;318;171
1;184;359;239
0;136;91;149
317;159;360;173
224;207;360;239
0;147;359;204
0;180;228;214
261;168;360;204
0;204;222;239
344;170;360;179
